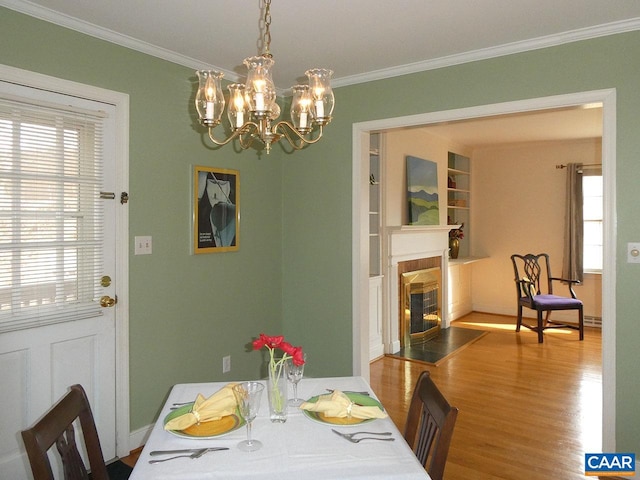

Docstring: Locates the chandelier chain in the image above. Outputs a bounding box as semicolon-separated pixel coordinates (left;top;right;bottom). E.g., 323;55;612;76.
263;0;272;57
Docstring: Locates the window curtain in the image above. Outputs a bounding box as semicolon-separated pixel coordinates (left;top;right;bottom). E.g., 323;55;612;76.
562;163;583;282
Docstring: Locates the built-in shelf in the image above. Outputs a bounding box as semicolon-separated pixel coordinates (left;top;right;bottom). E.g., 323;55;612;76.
447;152;470;258
369;134;384;361
369;134;382;277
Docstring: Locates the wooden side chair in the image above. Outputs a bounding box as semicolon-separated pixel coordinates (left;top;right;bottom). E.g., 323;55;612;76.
21;384;112;480
510;253;584;343
404;371;458;480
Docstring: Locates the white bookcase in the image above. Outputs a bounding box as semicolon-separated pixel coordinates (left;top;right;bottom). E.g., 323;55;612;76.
369;133;384;359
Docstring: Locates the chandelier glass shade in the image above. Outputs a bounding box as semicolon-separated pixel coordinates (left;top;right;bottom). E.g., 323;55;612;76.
194;1;334;154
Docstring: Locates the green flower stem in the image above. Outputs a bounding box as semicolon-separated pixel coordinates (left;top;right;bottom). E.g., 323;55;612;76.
268;348;288;412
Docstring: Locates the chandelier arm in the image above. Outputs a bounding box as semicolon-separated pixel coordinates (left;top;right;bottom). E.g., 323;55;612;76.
272;121;324;149
206;122;261;147
194;0;333;154
239;131;262;150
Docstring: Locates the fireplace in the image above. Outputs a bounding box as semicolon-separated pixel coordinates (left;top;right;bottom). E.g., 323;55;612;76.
401;267;442;346
386;226;451;355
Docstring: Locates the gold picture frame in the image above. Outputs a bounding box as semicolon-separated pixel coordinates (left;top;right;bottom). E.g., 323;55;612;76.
193;165;239;253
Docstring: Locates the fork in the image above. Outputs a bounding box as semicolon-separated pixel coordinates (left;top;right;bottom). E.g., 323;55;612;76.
345;436;395;443
148;448;208;464
331;429;395;443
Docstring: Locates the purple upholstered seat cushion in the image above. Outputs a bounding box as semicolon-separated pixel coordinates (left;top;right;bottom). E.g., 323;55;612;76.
531;294;582;308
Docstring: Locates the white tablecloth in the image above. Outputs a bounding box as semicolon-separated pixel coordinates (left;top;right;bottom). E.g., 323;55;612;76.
129;376;430;479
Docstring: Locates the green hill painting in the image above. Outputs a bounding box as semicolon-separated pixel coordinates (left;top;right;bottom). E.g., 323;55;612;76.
406;155;439;225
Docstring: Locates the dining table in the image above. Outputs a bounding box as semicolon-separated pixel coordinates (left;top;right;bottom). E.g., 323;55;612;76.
129;375;431;479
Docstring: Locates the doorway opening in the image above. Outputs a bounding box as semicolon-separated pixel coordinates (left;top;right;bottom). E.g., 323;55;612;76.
352;89;616;452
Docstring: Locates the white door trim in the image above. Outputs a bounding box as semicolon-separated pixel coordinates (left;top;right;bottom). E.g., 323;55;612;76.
352;89;617;452
0;63;131;458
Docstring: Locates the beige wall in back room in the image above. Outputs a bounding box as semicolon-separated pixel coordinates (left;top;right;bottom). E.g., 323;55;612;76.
384;128;473;229
470;138;603;320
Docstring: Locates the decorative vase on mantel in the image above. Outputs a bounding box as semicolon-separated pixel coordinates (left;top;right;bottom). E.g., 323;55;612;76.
449;238;460;259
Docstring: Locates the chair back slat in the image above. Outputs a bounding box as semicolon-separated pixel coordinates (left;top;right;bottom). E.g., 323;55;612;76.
55;424;90;480
511;253;553;298
21;384;109;480
404;371;458;480
415;409;439;465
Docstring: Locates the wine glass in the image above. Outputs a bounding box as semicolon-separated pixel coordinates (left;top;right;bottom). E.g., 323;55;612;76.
286;355;306;406
232;382;264;452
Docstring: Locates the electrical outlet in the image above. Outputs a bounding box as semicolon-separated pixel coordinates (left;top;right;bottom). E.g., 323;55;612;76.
134;236;152;255
628;242;640;263
222;355;231;373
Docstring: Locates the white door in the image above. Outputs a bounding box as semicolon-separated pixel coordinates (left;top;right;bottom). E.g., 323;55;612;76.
0;79;118;479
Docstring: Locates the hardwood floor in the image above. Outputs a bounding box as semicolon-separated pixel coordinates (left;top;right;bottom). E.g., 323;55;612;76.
370;312;602;480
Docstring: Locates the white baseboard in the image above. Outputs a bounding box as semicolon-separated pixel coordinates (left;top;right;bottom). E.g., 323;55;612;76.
470;303;600;327
369;343;385;360
385;340;401;354
127;424;153;452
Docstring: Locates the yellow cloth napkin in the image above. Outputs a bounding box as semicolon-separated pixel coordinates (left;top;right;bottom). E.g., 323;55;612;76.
299;390;388;419
164;383;238;431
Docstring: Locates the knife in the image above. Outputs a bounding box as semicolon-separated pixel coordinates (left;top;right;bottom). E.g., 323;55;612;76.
150;447;229;456
325;389;370;396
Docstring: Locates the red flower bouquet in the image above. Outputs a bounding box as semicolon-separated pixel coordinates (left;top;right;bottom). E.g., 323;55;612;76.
252;334;305;421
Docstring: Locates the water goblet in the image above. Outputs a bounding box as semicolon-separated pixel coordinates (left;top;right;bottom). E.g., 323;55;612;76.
232;382;265;452
286;355;306;406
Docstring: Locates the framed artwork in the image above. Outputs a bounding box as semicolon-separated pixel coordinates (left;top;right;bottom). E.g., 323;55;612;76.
193;165;239;253
406;155;439;225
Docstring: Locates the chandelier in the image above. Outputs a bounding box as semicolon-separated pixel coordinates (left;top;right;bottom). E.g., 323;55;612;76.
194;0;335;154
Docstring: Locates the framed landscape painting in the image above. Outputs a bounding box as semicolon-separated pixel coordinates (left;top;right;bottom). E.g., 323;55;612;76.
406;155;439;225
193;166;239;253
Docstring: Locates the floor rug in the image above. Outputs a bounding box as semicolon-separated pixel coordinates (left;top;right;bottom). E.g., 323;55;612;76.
389;327;488;366
102;460;133;479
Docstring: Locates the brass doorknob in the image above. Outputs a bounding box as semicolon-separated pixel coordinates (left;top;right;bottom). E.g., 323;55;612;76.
100;295;117;307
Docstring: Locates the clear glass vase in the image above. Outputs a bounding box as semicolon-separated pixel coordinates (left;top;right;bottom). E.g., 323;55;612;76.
267;358;288;423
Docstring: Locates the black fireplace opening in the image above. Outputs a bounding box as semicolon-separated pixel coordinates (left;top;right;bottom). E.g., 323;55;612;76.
402;267;442;346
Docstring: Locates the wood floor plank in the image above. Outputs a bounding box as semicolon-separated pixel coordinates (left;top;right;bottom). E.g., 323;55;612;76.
369;312;602;480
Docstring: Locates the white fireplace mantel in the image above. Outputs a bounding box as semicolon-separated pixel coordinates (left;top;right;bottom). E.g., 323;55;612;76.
385;225;452;354
388;225;454;264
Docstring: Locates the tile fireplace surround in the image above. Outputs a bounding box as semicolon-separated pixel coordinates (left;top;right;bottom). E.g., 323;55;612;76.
386;226;452;354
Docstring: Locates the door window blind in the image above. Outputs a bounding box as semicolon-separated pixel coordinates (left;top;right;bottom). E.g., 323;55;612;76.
0;94;105;332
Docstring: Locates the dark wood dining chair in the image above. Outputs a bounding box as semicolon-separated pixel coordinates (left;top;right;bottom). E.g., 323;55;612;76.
21;384;111;480
403;371;458;480
511;253;584;343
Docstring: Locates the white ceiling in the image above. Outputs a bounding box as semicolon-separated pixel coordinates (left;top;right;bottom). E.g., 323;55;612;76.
3;0;625;145
5;0;640;88
414;105;603;148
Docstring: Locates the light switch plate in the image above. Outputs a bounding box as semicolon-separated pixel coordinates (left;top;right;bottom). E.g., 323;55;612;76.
627;242;640;263
135;236;152;255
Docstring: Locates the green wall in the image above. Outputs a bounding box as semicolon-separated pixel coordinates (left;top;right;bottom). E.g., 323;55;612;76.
0;8;285;429
282;34;640;455
3;7;640;454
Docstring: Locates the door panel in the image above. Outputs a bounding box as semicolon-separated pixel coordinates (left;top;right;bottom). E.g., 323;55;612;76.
0;78;117;479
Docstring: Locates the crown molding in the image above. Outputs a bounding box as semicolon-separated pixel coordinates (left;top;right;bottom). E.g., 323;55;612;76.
331;17;640;88
3;0;640;89
0;0;242;82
